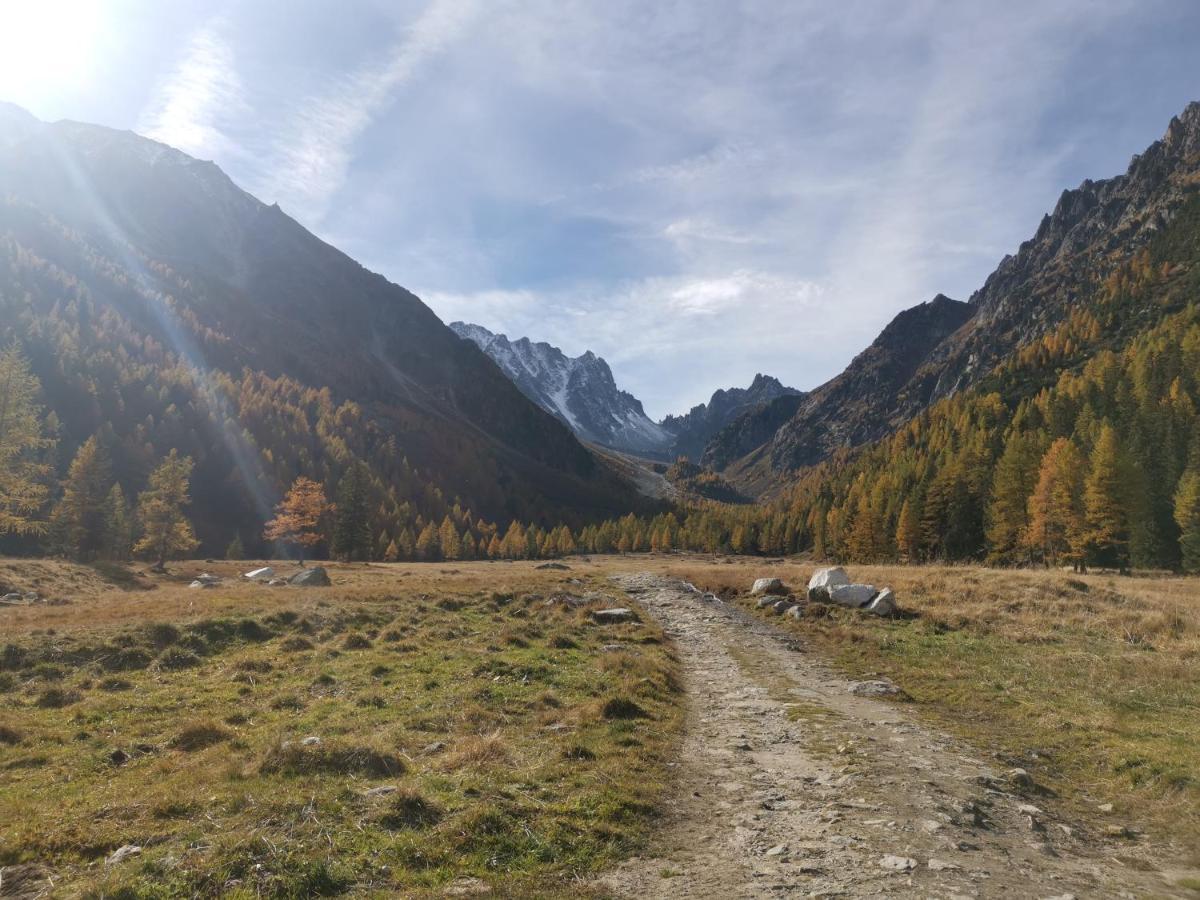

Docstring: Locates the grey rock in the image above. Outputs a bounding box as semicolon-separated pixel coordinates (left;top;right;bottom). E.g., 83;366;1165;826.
188;580;217;589
785;604;805;620
849;679;901;697
756;595;778;609
878;854;916;872
771;599;795;615
423;741;446;754
927;858;961;871
591;607;634;623
289;567;331;587
300;736;322;746
866;587;896;616
243;566;274;580
829;583;876;608
751;577;786;596
106;845;142;865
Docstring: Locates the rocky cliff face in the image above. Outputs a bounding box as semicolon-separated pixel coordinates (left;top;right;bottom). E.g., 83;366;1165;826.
450;323;675;456
729;100;1200;481
662;374;803;462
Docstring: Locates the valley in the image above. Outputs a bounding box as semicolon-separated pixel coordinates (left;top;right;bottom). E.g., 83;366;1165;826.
1;556;1197;897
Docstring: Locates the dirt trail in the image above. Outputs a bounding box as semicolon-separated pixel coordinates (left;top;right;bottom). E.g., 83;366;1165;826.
598;574;1182;899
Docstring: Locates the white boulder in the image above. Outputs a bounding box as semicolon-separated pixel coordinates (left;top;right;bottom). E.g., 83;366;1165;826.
750;577;786;596
828;583;876;608
866;587;896;616
243;566;274;581
807;567;850;602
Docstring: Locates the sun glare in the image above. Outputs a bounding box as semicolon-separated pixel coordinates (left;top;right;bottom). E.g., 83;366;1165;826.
0;0;103;110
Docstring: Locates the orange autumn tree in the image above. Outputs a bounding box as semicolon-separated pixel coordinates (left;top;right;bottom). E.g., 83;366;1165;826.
263;477;330;565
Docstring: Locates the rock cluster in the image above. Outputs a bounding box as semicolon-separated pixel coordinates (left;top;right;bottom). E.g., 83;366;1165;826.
806;567;895;616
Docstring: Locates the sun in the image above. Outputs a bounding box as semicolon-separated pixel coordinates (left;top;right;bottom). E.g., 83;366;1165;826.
0;0;104;111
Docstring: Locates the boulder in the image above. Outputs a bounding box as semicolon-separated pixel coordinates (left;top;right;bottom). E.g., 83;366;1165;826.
806;567;850;602
1;592;22;603
188;580;217;589
772;599;795;615
866;587;896;616
750;577;786;596
243;566;274;581
828;583;876;608
288;567;331;587
193;573;220;585
591;608;635;624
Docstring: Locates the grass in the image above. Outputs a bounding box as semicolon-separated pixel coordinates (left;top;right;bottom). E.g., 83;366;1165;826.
651;555;1200;861
0;558;683;897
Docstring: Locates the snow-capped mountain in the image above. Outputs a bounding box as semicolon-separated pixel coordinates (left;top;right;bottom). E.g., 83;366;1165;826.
450;322;674;456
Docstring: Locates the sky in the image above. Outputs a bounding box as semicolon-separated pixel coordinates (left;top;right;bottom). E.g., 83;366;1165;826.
2;1;1198;418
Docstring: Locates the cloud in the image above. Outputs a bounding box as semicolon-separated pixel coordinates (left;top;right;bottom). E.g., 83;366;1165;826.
261;0;481;223
138;18;245;160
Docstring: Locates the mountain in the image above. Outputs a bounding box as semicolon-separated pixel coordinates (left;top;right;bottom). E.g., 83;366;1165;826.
0;107;646;554
719;101;1200;489
449;323;674;455
662;374;803;462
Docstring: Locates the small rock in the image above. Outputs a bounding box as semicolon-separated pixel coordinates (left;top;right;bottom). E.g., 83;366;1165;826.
928;858;961;871
786;604;805;620
188;580;217;589
771;599;794;615
879;855;916;872
289;567;331;587
423;741;446;754
1007;767;1035;789
243;566;274;580
756;595;777;609
363;785;399;798
1017;803;1043;816
23;591;39;602
765;843;787;857
850;679;901;697
591;608;634;623
107;845;142;865
300;735;322;747
1097;802;1114;813
1105;824;1134;839
750;577;786;596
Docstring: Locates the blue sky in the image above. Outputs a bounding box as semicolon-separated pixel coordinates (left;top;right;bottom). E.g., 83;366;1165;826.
3;1;1198;417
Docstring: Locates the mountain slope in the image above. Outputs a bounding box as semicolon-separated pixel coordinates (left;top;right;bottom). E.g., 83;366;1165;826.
0;109;645;553
449;322;674;455
662;374;802;462
724;100;1200;488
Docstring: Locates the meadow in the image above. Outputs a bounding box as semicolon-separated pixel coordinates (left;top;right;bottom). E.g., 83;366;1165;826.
0;559;682;897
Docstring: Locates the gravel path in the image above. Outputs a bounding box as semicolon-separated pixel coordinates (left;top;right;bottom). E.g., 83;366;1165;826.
597;574;1182;899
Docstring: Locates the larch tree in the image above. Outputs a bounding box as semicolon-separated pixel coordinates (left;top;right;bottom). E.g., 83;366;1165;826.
263;476;330;566
103;483;133;560
52;436;112;561
134;450;200;569
1083;423;1129;570
986;430;1040;563
0;344;53;535
895;498;921;563
1174;468;1200;573
1025;438;1085;569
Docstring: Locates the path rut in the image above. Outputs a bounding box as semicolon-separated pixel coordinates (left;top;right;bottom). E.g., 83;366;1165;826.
598;574;1182;899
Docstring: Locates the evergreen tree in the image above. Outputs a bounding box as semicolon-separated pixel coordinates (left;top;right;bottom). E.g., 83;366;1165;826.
134;450;200;569
103;484;133;561
225;533;245;560
415;521;440;561
383;539;400;562
439;515;462;560
1083;423;1129;569
263;476;329;565
0;344;53;535
331;464;372;561
52;436;112;561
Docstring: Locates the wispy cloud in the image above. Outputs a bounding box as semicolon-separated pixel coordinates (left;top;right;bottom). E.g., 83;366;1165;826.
138;18;245;160
261;0;481;223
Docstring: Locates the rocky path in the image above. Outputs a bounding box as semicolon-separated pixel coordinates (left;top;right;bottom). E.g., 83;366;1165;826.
598;574;1180;899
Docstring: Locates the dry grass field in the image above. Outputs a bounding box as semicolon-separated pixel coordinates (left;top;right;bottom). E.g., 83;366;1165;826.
0;558;682;897
643;555;1200;867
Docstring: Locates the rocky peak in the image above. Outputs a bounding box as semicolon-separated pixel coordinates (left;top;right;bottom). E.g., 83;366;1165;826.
449;322;673;456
